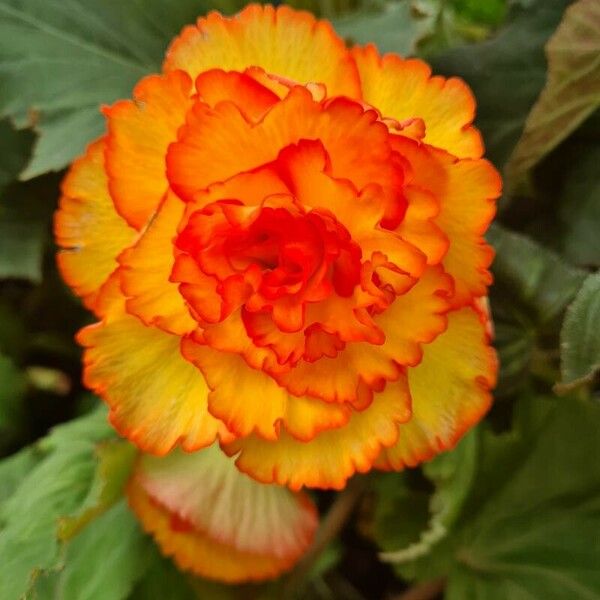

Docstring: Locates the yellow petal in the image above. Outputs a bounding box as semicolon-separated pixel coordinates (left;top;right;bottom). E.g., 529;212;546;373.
54;138;136;311
164;4;360;98
78;303;230;455
376;306;496;470
353;44;483;158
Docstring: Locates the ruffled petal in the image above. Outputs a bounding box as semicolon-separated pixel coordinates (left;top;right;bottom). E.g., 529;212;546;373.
77;300;231;455
181;336;351;441
167;87;396;203
195;68;280;121
433;157;500;304
273;266;451;403
376;305;496;470
104;70;193;229
392;136;501;305
223;375;412;490
128;445;317;583
271;344;396;405
272;139;396;241
181;338;285;440
118;192;197;336
352;44;483;159
190;165;289;209
373;265;453;366
164;4;360;98
54;138;136;311
395;182;448;266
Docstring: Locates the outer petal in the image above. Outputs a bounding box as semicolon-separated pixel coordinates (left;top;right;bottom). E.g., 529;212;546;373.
127;454;316;583
104;70;193;229
181;336;351;442
434;157;500;304
131;445;317;565
118;192;197;336
352;44;483;159
376;305;497;470
223;375;412;490
77;302;231;455
54;139;136;311
392;136;501;305
164;4;360;98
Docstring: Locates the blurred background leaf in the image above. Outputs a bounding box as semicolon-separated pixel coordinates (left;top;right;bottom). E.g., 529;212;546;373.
558;272;600;391
378;431;478;572
0;119;33;191
333;1;423;56
505;0;600;188
333;0;507;58
432;0;572;172
374;395;600;598
488;223;586;325
0;0;244;177
0;352;27;446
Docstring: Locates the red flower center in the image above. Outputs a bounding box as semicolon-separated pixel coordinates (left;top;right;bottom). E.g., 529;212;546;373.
173;199;363;332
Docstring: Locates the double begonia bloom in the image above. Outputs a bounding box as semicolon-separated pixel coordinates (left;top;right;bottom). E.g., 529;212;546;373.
55;5;500;493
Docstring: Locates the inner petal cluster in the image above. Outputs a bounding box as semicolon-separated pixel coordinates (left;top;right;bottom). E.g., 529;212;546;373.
174;200;363;336
160;76;440;416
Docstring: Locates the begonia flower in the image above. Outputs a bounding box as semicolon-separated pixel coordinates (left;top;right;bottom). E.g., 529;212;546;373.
55;4;500;492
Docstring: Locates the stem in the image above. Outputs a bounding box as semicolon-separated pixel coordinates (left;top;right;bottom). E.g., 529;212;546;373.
391;578;446;600
283;475;370;596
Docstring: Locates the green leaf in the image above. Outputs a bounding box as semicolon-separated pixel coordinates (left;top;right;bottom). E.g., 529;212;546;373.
0;352;26;441
391;395;600;598
0;0;243;178
488;223;587;324
489;296;536;395
447;396;600;599
55;500;152;600
0;406;119;599
414;0;493;57
432;0;571;171
129;546;201;600
27;571;60;599
506;0;600;186
0;119;33;193
556;142;600;268
558;272;600;390
0;446;42;506
0;184;48;282
57;440;136;540
0;442;104;599
450;0;507;27
378;432;478;579
333;1;421;56
373;474;431;561
39;403;114;450
332;0;496;59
